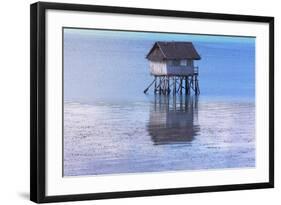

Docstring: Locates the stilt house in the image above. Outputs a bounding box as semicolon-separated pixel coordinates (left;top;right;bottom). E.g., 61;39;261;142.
144;41;201;95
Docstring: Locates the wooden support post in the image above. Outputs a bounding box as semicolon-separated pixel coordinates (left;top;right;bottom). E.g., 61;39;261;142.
154;94;157;110
194;76;197;95
144;78;156;94
185;76;187;94
195;76;200;95
163;76;167;95
192;76;195;90
159;77;162;95
180;77;183;94
195;76;198;95
186;76;190;95
167;77;170;94
164;76;167;95
163;76;166;95
154;76;157;93
162;77;165;95
173;77;176;95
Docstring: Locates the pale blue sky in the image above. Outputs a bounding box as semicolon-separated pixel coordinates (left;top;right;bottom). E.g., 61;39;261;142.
64;27;255;44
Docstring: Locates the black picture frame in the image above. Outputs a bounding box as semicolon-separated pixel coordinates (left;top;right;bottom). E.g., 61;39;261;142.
30;1;274;203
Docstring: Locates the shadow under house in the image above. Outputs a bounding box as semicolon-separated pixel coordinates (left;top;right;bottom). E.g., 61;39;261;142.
144;41;201;95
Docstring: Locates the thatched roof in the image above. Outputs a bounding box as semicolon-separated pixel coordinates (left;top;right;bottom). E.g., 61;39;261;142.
146;41;201;61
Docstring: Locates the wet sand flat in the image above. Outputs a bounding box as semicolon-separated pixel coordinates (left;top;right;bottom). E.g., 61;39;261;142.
64;98;255;176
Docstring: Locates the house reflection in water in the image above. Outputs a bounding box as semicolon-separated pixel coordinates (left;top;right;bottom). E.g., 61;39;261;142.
147;95;200;145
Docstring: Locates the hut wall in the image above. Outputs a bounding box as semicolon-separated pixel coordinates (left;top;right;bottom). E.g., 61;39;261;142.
149;61;195;76
166;65;194;75
149;61;167;75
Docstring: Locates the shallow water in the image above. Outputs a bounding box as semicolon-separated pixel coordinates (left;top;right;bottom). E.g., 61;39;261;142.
63;29;255;176
64;96;255;176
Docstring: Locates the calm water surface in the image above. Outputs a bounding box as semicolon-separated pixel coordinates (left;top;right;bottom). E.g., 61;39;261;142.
63;29;255;176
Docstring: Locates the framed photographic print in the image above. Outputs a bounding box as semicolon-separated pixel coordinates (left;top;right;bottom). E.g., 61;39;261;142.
30;2;274;203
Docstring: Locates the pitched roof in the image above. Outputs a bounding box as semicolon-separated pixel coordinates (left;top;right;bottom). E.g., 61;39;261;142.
146;41;201;61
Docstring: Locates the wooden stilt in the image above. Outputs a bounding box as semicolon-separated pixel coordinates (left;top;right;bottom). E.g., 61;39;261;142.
180;77;183;94
185;76;188;95
164;76;167;95
173;77;176;95
163;76;167;95
159;77;162;94
167;77;170;94
143;78;156;94
194;76;200;95
154;76;157;93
